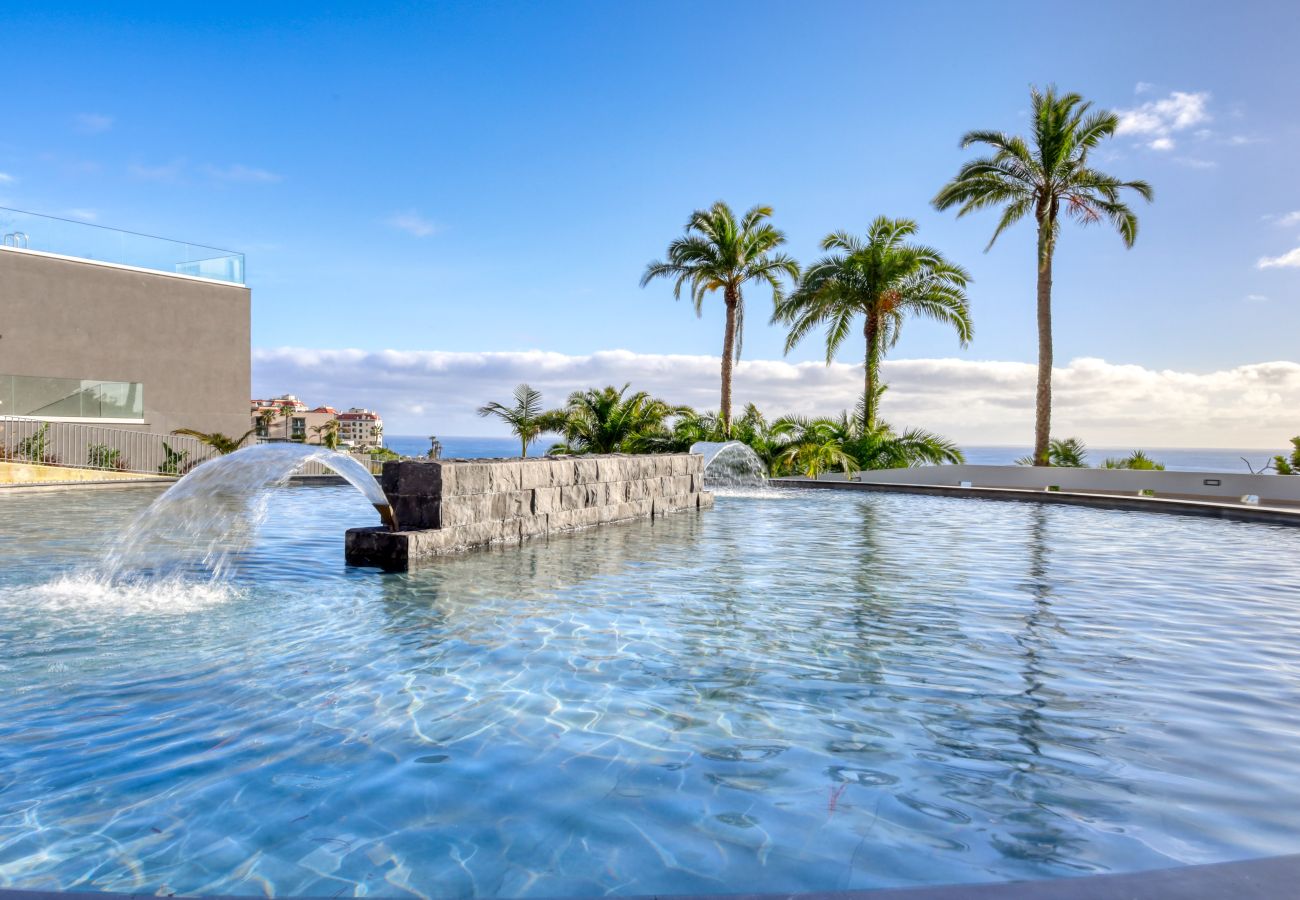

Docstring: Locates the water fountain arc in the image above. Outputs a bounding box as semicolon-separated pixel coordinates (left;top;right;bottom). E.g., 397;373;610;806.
690;440;768;490
102;443;394;583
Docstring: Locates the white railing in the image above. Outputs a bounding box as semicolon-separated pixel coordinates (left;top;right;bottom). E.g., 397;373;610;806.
0;416;218;476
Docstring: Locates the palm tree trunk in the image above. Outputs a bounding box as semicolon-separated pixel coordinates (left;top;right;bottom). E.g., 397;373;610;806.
1034;223;1054;467
863;315;880;434
520;434;528;458
720;285;738;437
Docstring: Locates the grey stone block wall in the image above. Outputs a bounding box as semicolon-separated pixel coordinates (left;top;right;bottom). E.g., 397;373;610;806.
346;454;713;570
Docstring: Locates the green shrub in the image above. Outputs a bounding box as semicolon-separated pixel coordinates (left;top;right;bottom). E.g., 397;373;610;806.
87;443;126;470
158;441;190;476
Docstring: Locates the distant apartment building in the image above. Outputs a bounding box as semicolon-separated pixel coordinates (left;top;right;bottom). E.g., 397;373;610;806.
252;396;384;449
338;408;383;449
1;207;249;437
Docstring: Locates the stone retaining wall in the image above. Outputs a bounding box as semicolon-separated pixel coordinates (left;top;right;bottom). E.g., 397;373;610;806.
345;454;712;570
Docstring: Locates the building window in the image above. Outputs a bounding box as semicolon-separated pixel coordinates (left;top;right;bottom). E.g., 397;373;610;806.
1;373;144;420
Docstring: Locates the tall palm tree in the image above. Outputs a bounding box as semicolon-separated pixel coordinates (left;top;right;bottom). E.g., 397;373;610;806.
311;419;341;450
641;202;799;436
171;428;257;455
476;383;551;457
257;407;276;437
774;217;972;433
933;85;1152;466
549;384;673;455
279;401;297;441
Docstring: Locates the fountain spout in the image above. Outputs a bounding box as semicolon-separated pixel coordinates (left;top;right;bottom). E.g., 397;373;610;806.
375;502;399;532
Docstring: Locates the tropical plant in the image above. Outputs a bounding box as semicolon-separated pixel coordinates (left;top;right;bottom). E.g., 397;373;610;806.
1017;437;1089;468
279;401;297;441
172;428;256;455
849;425;965;469
774;217;972;432
14;423;57;465
257;407;276;436
774;411;963;478
86;443;126;470
1268;437;1300;474
777;417;859;478
641;201;799;436
311;419;341;450
548;384;674;454
729;404;799;475
933;85;1153;466
664;406;725;451
476;383;554;457
1102;449;1165;470
158;441;190;476
369;446;401;462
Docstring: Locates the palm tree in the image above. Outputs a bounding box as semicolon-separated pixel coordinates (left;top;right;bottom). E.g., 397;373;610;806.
548;385;674;455
279;401;297;441
257;407;276;437
1016;437;1088;468
1101;449;1164;470
777;417;859;478
774;217;972;433
774;412;963;478
476;383;552;458
641;202;799;436
933;85;1152;466
311;419;341;450
172;428;257;455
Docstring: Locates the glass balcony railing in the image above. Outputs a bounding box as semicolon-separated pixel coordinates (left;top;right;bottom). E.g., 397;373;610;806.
0;207;244;285
0;373;144;420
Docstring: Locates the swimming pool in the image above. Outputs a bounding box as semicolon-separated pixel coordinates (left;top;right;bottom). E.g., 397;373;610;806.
2;484;1299;896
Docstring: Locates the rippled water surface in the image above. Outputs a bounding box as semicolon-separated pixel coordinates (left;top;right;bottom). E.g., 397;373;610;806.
3;484;1300;897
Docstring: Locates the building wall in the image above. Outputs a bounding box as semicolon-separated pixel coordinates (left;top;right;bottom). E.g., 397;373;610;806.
0;247;250;437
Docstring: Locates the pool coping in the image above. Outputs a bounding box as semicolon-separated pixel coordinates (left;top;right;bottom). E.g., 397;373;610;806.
773;477;1300;526
1;853;1298;900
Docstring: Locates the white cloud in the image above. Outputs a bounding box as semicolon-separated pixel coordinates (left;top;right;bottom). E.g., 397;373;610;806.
0;172;14;184
384;211;439;237
74;112;114;134
128;159;185;182
1244;294;1269;303
65;208;97;221
1269;211;1300;227
1174;156;1217;169
203;163;282;184
1258;247;1300;269
1134;81;1155;95
251;347;1300;448
1116;90;1211;150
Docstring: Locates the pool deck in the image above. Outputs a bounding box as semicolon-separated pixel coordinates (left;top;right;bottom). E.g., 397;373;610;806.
775;476;1300;527
1;853;1297;900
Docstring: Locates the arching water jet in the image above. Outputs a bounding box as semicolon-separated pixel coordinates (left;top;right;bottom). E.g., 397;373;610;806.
103;443;393;582
690;440;768;490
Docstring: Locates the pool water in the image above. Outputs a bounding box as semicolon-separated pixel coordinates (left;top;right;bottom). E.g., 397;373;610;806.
2;485;1300;897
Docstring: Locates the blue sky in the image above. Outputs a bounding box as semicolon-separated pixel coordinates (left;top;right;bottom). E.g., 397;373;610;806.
3;1;1299;442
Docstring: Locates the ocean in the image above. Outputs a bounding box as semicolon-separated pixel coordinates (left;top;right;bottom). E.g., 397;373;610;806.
384;435;1284;475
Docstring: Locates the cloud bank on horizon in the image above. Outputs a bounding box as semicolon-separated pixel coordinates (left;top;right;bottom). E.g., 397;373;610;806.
253;348;1300;449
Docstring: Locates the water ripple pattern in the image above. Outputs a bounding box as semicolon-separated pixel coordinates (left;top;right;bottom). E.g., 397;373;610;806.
2;486;1300;896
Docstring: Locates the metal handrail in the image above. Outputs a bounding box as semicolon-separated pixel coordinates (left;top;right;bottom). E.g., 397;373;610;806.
0;415;219;476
